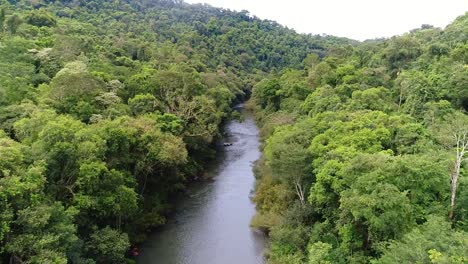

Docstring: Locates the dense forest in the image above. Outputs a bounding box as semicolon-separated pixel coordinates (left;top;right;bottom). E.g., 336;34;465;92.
250;11;468;264
0;0;467;263
0;0;350;263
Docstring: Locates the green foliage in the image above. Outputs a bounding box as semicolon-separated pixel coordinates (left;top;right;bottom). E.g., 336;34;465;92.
86;227;130;264
308;242;333;264
45;61;104;115
75;162;138;220
1;0;467;263
301;85;342;115
5;14;22;34
0;8;5;31
128;93;160;115
375;216;468;264
2;0;297;260
5;203;81;264
25;10;57;27
253;78;282;111
252;11;468;263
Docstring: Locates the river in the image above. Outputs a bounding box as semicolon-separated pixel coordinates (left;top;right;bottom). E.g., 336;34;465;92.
137;105;267;264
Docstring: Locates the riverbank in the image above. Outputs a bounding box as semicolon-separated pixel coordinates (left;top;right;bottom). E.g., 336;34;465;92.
137;106;267;264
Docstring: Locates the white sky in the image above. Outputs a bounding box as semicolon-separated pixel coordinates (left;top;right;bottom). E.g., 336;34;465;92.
185;0;468;40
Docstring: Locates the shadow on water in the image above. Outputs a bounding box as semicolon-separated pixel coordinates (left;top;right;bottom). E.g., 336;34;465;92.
137;105;267;264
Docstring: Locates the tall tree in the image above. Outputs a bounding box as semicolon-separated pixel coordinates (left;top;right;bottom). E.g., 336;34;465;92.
435;112;468;223
5;14;22;34
0;8;5;32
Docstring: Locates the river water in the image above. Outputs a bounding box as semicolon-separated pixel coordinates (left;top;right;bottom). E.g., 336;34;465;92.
137;106;267;264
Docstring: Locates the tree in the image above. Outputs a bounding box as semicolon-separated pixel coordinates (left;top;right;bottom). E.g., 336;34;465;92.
308;242;333;264
5;14;22;34
0;131;47;246
396;70;437;116
2;1;468;263
383;36;421;73
303;53;320;70
0;8;5;32
14;111;106;200
253;78;282;111
265;124;314;206
268;142;310;205
434;112;468;223
5;203;81;264
340;180;414;251
86;227;130;264
348;87;393;112
301;85;342;115
25;10;57;27
152;67;206;113
44;61;104;114
376;216;468;264
128;93;161;115
75;162;138;229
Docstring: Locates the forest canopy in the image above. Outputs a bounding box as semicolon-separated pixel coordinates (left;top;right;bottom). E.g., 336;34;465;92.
0;0;352;262
0;0;467;263
251;10;468;264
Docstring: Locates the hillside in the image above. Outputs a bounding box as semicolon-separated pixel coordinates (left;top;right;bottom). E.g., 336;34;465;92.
0;0;352;263
251;11;468;264
0;0;467;263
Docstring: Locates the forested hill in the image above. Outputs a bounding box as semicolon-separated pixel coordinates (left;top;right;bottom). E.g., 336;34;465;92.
1;0;467;263
0;0;352;263
250;11;468;264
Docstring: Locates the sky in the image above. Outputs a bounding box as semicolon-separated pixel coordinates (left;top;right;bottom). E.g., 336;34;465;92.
184;0;468;41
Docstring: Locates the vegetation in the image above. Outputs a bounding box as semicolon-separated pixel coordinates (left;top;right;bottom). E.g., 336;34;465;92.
0;0;466;263
0;0;352;262
251;11;468;263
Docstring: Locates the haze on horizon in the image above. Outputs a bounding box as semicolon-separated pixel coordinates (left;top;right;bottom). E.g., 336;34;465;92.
185;0;468;40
